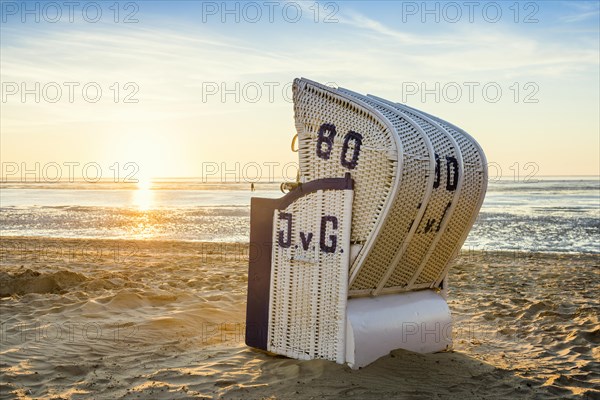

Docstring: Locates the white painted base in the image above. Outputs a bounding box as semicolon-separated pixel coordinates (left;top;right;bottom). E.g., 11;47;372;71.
345;290;453;369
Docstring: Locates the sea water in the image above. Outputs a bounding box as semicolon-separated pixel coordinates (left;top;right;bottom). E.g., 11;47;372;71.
1;177;598;254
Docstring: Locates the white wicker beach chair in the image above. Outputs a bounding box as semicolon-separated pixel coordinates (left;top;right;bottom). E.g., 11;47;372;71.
246;78;487;368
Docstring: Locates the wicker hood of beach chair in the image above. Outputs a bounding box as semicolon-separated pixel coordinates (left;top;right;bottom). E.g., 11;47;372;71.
292;78;487;295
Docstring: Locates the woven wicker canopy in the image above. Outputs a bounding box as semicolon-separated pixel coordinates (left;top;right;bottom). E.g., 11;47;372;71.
294;78;487;295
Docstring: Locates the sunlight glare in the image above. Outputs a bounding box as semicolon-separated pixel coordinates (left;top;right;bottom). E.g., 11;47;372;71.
133;174;154;210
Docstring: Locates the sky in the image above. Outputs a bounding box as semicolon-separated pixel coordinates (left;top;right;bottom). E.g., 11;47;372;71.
1;0;599;180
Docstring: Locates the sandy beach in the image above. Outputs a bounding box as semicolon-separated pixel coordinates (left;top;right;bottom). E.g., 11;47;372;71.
0;236;598;399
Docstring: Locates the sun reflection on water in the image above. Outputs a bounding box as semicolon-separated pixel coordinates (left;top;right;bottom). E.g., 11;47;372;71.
133;177;154;211
127;177;158;239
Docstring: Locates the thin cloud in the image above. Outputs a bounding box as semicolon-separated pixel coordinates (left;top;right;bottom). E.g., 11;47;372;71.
559;1;600;23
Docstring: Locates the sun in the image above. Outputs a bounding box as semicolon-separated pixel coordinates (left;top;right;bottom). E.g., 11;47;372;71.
116;129;171;183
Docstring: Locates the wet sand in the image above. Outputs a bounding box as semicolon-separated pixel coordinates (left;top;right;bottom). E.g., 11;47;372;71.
1;237;598;399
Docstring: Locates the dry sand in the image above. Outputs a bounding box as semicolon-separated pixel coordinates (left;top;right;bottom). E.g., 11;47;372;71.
0;237;598;399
